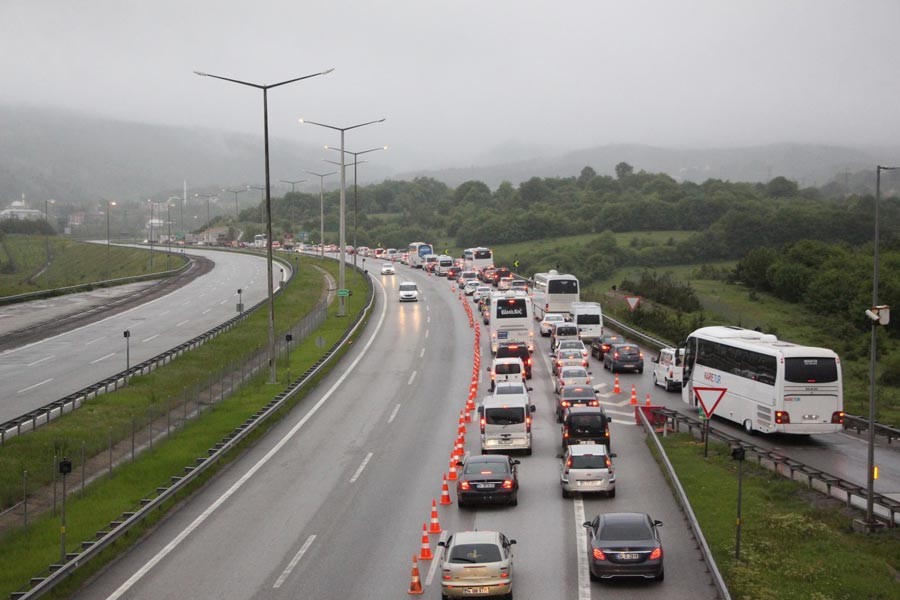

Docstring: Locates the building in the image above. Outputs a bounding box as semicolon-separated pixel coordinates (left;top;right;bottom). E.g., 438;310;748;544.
0;199;45;221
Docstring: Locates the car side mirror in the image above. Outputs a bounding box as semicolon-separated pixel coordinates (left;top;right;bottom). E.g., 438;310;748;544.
651;357;659;363
437;541;447;548
485;366;490;372
555;454;563;459
456;460;463;467
609;453;618;458
587;371;593;375
582;521;591;528
530;404;536;412
512;459;520;466
527;387;533;392
653;520;663;527
508;539;517;545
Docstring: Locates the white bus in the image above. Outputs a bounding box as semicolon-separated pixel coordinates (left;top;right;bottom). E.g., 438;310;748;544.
407;242;433;269
463;247;493;272
680;326;844;435
253;234;267;249
570;301;603;342
531;271;580;320
489;291;535;354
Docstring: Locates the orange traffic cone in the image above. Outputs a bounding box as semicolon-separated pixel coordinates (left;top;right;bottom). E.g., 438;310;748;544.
428;500;442;534
630;385;638;405
440;475;453;505
419;524;434;560
448;459;458;481
645;393;652;406
408;555;424;595
613;374;621;394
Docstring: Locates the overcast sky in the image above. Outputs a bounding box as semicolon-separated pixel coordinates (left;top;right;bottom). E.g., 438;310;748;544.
2;0;899;172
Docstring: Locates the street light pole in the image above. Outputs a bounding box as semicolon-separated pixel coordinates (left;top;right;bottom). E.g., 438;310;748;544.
106;200;116;279
147;199;155;269
44;198;55;261
223;187;247;221
299;118;386;316
280;179;308;243
304;170;337;257
195;67;334;383
195;193;216;245
248;185;266;223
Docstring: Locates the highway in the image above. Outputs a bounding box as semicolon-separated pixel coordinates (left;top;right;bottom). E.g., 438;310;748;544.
0;248;283;423
70;264;717;600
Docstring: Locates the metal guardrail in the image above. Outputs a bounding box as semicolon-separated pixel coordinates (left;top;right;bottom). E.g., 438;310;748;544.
12;263;375;600
0;256;293;444
637;407;732;600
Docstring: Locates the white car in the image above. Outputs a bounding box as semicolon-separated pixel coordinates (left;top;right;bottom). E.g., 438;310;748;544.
557;339;588;359
438;531;515;598
398;281;418;302
464;280;480;296
560;443;616;498
555;366;592;394
472;285;492;303
497;277;513;291
380;262;395;275
540;313;566;337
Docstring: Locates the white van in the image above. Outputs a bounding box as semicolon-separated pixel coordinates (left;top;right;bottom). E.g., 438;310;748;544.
435;255;455;276
571;301;603;342
479;387;535;455
652;347;684;392
488;357;526;391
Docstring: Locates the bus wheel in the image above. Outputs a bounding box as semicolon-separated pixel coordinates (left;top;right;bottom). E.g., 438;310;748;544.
743;419;754;435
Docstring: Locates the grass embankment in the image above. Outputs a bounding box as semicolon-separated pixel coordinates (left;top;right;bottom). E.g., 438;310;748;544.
0;257;369;598
660;434;900;599
0;236;185;296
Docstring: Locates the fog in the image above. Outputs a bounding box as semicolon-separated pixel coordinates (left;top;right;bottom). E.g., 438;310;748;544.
2;0;899;173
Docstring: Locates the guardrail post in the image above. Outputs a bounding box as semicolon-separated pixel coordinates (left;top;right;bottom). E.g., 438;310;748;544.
23;470;28;530
131;418;135;462
52;453;58;515
108;428;112;476
148;408;153;449
81;441;86;495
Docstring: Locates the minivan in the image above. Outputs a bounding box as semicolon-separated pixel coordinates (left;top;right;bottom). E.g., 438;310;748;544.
495;342;532;379
561;406;611;450
480;393;536;455
488;357;525;391
551;323;580;351
652;347;684;392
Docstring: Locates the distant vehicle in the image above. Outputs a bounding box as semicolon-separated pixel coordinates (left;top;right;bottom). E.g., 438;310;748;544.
604;343;644;374
652;347;684;392
456;454;520;507
463;246;494;272
494;343;533;379
438;530;516;598
446;265;461;280
489;292;534;354
464;280;480;295
480;267;497;284
488;357;526;391
497;277;513;291
457;270;478;289
253;234;267;249
407;242;433;269
540;313;566;337
490;267;511;287
560;443;616;498
554;366;592;395
590;333;625;360
556;384;599;422
681;326;844;435
583;512;664;581
436;254;455;276
398;281;418;302
550;322;580;352
509;279;528;293
552;349;587;376
556;339;588;359
473;285;493;303
532;270;580;320
380;262;395;275
480;390;535;455
562;406;611;449
571;301;603;342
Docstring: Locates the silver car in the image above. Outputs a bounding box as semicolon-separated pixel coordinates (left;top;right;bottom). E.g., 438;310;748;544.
560;443;616;498
438;530;516;599
554;366;592;394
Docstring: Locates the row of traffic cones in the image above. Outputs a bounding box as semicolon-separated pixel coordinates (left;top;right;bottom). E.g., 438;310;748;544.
613;375;653;406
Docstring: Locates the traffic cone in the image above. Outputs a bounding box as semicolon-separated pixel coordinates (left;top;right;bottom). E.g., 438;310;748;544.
464;406;472;423
613;374;621;394
428;500;442;534
630;384;638;405
448;459;458;480
419;524;434;560
440;475;453;505
645;393;652;406
408;555;424;595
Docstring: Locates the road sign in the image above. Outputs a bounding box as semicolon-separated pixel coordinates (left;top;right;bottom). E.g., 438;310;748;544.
625;296;641;311
693;386;727;419
513;260;519;268
337;289;350;297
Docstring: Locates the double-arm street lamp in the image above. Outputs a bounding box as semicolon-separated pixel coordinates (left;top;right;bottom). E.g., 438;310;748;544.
222;187;247;221
303;170;337;257
298;118;386;316
280;179;307;193
195;68;334;383
194;193;217;245
248;185;266;223
325;145;387;267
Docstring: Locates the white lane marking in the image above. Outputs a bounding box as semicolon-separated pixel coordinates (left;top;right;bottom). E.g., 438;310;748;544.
102;273;389;600
388;403;401;423
219;299;228;305
574;497;591;600
142;334;160;343
17;378;53;394
158;310;169;317
176;320;189;327
181;300;191;306
273;535;316;589
27;355;54;367
425;329;429;339
408;371;417;386
90;352;116;365
427;316;431;323
85;337;104;346
349;452;374;483
425;539;445;585
420;348;425;358
202;308;212;315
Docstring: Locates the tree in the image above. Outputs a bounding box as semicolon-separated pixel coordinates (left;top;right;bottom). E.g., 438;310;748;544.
765;176;799;198
615;162;634;180
577;166;597;188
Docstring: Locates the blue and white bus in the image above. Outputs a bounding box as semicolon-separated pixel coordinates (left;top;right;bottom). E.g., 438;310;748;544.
531;271;580;320
408;242;433;269
681;326;844;435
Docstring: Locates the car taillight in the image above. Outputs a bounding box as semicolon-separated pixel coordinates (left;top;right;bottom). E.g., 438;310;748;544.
557;361;562;367
605;456;612;468
832;411;845;424
590;400;599;407
480;417;486;433
639;352;644;358
566;457;573;469
614;352;619;359
502;479;514;489
460;481;471;490
604;430;610;438
526;416;532;432
561;401;570;407
650;547;662;560
526;357;532;365
560;380;566;386
563;428;569;438
581;360;587;367
442;570;452;580
775;410;790;424
592;548;606;561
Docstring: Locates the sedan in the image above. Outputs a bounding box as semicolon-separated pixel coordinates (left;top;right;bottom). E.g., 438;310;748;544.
590;333;625;360
539;313;566;337
556;384;599;422
438;530;516;599
552;349;588;376
473;285;493;303
557;339;588;358
554;366;592;394
583;512;664;581
380;262;395;275
560;443;616;498
456;454;520;507
464;280;480;295
604;343;644;373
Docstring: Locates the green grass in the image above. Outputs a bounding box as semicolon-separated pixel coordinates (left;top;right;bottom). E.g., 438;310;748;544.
660;434;900;599
0;236;187;296
0;257;369;598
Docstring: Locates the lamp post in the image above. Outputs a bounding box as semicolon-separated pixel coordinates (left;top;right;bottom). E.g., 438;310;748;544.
195;193;216;245
147;199;155;269
248;185;266;223
195;68;333;383
280;179;308;243
223;187;247;221
326;145;387;267
44;198;55;259
303;170;337;258
106;200;116;279
298;118;386;316
166;201;173;269
863;165;898;530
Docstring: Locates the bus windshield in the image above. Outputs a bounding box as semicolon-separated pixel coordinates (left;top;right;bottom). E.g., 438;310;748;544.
496;299;528;319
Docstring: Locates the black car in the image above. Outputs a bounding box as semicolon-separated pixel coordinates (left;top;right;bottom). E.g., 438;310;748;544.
603;343;644;373
583;512;664;581
456;454;520;507
495;342;532;379
556;384;599;422
562;406;610;449
491;267;511;286
590;333;625;360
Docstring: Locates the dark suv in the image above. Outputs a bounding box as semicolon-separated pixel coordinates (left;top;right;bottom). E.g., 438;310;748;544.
491;268;511;286
495;342;532;379
590;333;625;360
603;343;644;373
562;406;611;450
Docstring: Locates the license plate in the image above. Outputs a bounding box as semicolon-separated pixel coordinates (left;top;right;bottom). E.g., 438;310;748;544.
578;480;602;487
499;439;512;444
498;331;508;339
464;588;490;595
617;553;639;560
476;483;495;489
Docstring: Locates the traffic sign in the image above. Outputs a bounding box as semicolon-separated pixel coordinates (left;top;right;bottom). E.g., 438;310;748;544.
513;260;519;268
337;289;350;297
624;296;641;311
693;386;727;419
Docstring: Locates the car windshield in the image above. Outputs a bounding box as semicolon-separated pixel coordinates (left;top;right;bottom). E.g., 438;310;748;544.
598;519;652;540
399;284;417;291
449;543;502;563
485;407;525;425
495;363;521;375
570;455;607;469
545;315;564;323
464;461;510;475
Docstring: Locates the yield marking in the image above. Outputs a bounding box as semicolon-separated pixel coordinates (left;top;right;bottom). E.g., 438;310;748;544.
17;378;53;394
90;353;115;364
349;452;373;483
27;355;54;367
388;403;401;423
273;534;316;588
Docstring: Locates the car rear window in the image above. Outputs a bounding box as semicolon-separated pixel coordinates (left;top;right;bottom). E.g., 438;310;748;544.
618;346;640;356
562;387;595;399
449;543;502;563
495;363;521;375
598;520;652;540
569;415;606;431
561;369;587;378
784;357;838;383
556;327;578;336
570;455;606;469
485;407;525;425
560;350;582;359
464;461;509;475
